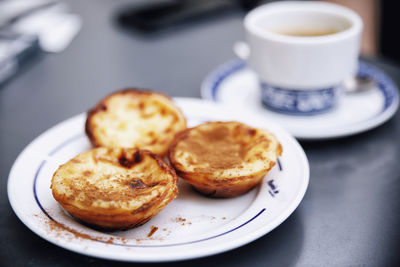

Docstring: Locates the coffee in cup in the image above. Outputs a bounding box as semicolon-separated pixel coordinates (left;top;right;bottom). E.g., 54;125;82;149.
239;1;363;115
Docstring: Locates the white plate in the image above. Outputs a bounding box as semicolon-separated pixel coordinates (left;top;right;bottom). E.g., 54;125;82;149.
201;60;399;139
7;98;309;262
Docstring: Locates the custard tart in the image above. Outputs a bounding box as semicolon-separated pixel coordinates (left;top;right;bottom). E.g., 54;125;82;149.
85;89;186;156
51;147;178;230
168;121;282;198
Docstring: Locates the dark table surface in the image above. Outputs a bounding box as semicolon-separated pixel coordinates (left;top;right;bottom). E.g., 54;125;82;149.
1;0;400;266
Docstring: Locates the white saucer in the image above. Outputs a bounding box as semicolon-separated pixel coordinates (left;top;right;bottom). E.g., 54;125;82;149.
8;98;309;262
201;60;399;139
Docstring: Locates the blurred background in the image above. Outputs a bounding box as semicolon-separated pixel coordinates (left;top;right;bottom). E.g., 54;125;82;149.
0;0;400;67
0;0;399;89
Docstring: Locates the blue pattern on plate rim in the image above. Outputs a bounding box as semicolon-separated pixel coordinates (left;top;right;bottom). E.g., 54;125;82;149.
33;133;282;248
204;59;399;116
267;180;279;198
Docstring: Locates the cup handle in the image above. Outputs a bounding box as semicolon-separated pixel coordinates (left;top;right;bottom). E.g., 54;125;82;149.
233;41;250;60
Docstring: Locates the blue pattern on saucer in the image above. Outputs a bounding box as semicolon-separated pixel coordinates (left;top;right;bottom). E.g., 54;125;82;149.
260;83;339;115
209;60;246;100
357;61;396;109
204;59;399;117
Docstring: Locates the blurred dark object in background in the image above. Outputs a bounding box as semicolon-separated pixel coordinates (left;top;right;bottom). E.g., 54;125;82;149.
0;32;40;86
380;0;400;65
324;0;400;65
117;0;261;33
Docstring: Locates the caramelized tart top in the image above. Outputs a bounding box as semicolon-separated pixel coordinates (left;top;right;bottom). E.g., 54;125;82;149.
169;121;282;178
85;89;186;156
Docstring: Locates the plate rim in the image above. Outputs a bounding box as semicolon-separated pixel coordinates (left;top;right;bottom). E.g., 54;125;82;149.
7;97;309;262
200;59;400;139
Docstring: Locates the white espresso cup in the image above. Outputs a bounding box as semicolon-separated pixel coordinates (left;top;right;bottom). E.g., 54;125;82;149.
238;1;363;115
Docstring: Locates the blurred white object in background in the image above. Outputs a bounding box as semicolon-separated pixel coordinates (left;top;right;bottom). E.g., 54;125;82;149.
0;0;82;53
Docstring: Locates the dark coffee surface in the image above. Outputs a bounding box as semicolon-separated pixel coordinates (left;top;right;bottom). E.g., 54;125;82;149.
1;0;400;266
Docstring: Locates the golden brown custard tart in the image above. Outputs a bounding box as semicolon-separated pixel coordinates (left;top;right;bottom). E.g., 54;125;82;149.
168;121;282;198
51;147;178;230
85;89;186;156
